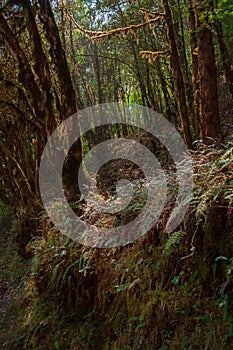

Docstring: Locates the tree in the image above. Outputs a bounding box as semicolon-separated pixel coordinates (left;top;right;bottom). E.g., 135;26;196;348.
193;0;221;142
0;0;82;254
162;0;193;147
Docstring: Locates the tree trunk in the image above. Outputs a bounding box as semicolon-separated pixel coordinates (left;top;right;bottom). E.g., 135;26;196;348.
214;16;233;100
38;0;82;198
93;42;104;104
0;0;83;254
162;0;193;148
175;0;194;125
188;0;200;138
195;1;221;142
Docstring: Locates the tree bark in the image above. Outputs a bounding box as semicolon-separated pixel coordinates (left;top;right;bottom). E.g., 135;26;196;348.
195;1;221;142
214;16;233;100
162;0;193;148
38;0;82;196
188;0;200;138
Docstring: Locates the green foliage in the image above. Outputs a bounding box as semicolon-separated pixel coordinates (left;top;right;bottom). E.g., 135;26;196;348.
163;230;186;256
0;201;9;218
195;146;233;225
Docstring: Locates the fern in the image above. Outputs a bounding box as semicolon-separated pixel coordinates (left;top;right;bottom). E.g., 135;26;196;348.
215;256;233;321
194;146;233;223
164;230;186;256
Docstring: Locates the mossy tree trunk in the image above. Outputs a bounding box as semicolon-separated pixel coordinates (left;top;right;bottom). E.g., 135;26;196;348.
194;0;221;142
162;0;193;148
188;0;201;138
0;0;82;254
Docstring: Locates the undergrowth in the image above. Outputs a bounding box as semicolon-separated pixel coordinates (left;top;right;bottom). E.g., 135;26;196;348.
0;205;31;349
6;145;233;349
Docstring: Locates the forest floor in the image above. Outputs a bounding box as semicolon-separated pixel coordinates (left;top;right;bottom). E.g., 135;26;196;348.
0;143;232;349
0;213;30;349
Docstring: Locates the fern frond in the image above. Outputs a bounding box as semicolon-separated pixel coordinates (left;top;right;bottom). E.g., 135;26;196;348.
164;230;186;255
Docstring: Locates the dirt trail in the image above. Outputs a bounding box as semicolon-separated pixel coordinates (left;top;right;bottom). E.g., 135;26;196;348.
0;287;21;348
0;213;29;349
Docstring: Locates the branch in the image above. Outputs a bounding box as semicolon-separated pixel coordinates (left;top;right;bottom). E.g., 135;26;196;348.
0;140;42;210
66;9;164;40
0;12;42;107
0;77;45;128
75;53;137;74
0;99;44;130
140;8;165;17
140;49;169;63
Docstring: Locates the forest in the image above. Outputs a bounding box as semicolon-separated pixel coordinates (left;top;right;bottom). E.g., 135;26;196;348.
0;0;233;349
